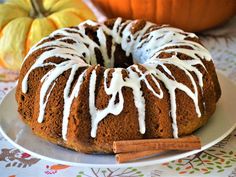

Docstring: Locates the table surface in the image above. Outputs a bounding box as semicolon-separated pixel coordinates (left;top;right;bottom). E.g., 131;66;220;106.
0;15;236;177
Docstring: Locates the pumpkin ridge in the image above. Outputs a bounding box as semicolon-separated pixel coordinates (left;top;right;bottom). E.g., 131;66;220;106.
129;0;134;20
6;0;31;12
42;0;59;13
170;0;174;25
152;0;156;22
0;57;7;68
107;0;114;17
198;0;210;30
47;17;59;29
0;4;28;28
24;20;34;57
98;0;109;15
69;11;87;22
186;1;191;29
0;23;9;39
0;3;28;13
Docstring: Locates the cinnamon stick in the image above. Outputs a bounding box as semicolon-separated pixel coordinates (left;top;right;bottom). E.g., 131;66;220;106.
113;135;201;153
116;150;166;163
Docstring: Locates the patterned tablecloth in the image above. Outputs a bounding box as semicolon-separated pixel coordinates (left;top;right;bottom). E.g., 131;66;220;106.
0;15;236;177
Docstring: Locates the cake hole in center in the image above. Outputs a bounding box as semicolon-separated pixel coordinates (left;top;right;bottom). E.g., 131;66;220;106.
112;45;134;68
96;45;140;69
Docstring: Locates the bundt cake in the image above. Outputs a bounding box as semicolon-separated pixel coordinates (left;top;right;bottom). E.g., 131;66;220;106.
15;18;221;153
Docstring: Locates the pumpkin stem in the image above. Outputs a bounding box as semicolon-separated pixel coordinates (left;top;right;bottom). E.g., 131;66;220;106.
30;0;45;18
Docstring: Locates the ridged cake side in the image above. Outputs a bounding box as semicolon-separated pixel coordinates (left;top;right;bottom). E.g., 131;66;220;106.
16;18;221;153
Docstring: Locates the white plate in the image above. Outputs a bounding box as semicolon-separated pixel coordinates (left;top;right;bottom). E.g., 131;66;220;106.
0;72;236;168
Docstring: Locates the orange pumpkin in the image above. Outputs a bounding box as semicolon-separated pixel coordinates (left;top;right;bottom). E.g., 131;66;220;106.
92;0;236;32
0;0;96;70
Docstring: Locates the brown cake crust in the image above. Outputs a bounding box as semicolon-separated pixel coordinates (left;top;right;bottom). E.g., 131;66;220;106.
16;18;221;153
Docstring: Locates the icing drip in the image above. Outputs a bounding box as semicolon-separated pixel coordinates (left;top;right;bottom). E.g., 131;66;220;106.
21;17;213;140
89;67;145;138
62;69;87;140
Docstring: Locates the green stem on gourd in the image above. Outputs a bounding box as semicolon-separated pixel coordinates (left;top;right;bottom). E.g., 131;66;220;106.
30;0;44;18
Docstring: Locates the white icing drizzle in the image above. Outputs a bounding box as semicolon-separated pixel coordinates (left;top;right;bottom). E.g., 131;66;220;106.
62;69;87;140
89;67;145;138
21;18;213;140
